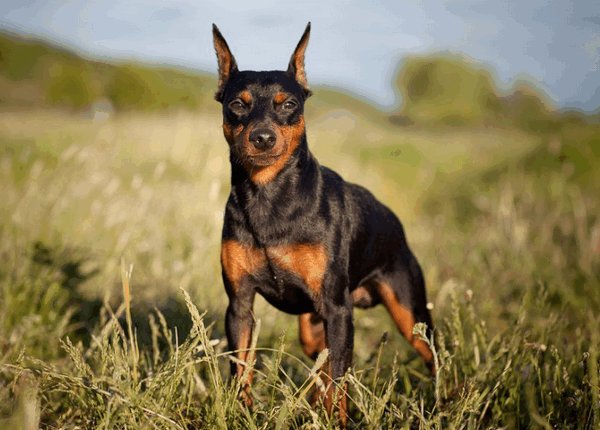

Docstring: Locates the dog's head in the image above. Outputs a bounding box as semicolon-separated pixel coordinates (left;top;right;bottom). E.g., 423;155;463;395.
212;23;311;184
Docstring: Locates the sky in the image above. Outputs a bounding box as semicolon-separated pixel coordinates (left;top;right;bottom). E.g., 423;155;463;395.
1;0;599;111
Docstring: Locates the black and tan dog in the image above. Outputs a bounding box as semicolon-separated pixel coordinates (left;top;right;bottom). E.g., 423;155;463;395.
213;22;434;425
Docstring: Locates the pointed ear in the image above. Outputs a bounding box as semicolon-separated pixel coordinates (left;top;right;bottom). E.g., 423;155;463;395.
213;23;238;102
287;22;311;97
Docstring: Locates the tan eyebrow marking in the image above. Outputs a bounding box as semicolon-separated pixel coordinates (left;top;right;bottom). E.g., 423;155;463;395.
273;92;288;104
239;90;252;104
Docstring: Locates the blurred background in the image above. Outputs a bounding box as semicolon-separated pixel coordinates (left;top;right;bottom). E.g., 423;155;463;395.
0;1;599;428
1;0;600;111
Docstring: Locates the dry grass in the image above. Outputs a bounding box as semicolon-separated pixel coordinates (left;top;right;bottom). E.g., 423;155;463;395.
0;107;598;429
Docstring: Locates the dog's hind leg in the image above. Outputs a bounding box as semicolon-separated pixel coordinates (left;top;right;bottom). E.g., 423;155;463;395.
298;309;351;426
374;254;435;374
298;312;329;407
298;312;326;360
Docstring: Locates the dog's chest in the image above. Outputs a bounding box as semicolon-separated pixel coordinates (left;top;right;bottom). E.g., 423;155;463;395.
221;240;327;312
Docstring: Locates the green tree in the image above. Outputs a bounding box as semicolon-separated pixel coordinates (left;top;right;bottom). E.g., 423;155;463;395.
502;81;555;131
45;61;99;109
395;55;502;125
106;65;157;110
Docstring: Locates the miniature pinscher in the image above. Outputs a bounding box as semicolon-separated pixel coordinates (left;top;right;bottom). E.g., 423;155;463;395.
213;22;435;426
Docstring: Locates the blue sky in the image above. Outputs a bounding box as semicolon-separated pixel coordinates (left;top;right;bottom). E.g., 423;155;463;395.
1;0;599;110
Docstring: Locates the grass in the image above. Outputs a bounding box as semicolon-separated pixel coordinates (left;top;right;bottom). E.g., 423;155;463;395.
0;105;598;429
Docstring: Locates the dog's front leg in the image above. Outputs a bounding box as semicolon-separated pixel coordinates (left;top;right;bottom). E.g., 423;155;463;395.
323;296;354;427
225;284;256;407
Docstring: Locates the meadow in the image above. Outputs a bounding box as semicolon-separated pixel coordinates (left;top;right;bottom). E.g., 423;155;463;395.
0;28;599;429
0;93;598;429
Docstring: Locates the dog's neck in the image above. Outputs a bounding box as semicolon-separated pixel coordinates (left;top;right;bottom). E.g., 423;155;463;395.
229;135;317;194
227;135;320;245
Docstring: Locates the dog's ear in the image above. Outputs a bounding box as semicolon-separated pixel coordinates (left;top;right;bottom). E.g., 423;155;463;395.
213;24;238;102
287;22;312;98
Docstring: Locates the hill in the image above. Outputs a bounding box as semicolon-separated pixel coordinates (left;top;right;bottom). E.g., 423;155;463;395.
3;30;598;134
391;54;600;131
0;31;216;111
0;30;383;118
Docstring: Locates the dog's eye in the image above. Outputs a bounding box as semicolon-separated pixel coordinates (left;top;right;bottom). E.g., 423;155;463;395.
228;99;246;112
282;100;297;110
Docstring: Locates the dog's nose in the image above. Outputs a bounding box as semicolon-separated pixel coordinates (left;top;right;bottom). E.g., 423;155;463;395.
249;128;276;150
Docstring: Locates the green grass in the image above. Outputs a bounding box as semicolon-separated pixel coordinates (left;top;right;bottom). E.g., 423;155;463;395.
0;105;598;429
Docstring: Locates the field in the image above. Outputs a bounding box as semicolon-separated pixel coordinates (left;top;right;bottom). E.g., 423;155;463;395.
0;99;599;429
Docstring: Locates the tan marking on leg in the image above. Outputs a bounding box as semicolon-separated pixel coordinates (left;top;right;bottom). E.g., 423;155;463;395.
351;284;378;308
321;362;348;428
236;325;255;407
376;281;434;365
299;312;326;359
221;240;265;292
299;322;348;428
269;241;327;294
298;314;330;412
338;382;348;428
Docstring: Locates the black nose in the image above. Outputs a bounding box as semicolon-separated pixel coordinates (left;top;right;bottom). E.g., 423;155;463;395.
249;128;276;150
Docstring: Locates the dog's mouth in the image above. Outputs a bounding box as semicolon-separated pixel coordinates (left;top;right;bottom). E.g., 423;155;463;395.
246;152;283;167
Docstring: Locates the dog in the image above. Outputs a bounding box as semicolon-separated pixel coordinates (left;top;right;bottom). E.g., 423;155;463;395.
213;22;435;426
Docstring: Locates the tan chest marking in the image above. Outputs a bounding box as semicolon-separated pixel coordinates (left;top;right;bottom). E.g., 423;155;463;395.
268;243;327;294
221;240;327;294
221;240;266;292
